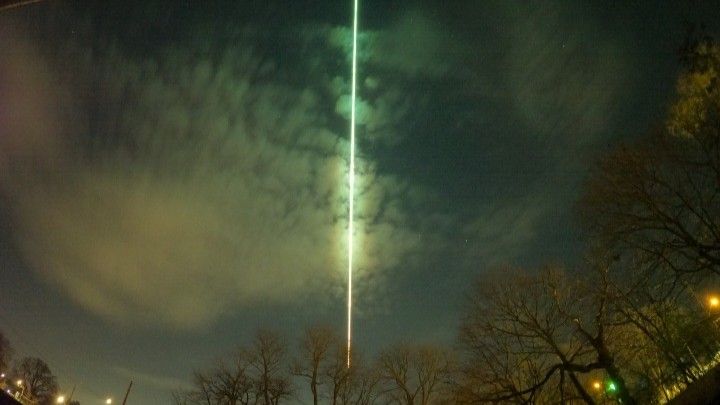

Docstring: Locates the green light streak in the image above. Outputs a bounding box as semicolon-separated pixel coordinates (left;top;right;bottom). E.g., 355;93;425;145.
347;0;359;368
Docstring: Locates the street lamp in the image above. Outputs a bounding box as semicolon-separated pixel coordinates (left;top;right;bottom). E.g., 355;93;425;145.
56;395;66;404
592;380;601;390
105;398;113;404
708;295;720;309
16;380;25;398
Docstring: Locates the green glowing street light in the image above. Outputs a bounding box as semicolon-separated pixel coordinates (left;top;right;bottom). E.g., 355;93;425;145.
606;380;618;393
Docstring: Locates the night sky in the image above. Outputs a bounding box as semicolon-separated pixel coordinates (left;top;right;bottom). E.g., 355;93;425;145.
1;1;720;403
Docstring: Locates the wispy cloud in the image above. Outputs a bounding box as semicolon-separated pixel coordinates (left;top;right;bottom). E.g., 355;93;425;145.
0;27;427;329
0;2;637;330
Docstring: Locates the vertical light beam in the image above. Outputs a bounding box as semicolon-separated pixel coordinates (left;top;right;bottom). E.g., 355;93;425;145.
347;0;359;369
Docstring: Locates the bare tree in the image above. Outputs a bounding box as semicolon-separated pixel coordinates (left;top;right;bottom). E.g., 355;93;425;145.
346;365;380;405
174;330;291;405
292;325;336;405
339;351;380;405
171;390;192;405
323;340;350;405
377;343;450;405
581;132;720;279
13;357;58;405
576;38;720;402
456;266;641;404
595;246;720;400
189;370;216;405
549;265;637;405
215;354;256;404
173;352;255;404
580;40;720;282
321;342;379;405
246;330;291;405
457;268;584;403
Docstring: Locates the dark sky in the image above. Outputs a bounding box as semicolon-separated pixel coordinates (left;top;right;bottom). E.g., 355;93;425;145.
1;1;719;403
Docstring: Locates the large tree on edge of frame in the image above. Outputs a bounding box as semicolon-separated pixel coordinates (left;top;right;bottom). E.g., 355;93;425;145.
581;37;720;282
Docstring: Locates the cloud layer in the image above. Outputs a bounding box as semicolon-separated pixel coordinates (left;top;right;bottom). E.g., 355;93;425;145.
0;24;424;329
0;2;634;330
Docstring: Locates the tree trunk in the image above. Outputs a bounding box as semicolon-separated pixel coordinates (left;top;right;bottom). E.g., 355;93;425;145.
311;378;318;405
596;343;636;405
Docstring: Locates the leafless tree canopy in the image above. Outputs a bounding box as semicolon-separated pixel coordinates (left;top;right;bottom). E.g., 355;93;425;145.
377;343;451;405
329;346;380;405
455;266;648;405
581;40;720;283
247;330;292;405
292;324;336;405
13;356;58;405
173;330;291;405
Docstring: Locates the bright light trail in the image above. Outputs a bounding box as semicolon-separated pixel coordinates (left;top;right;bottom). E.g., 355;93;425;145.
347;0;359;368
